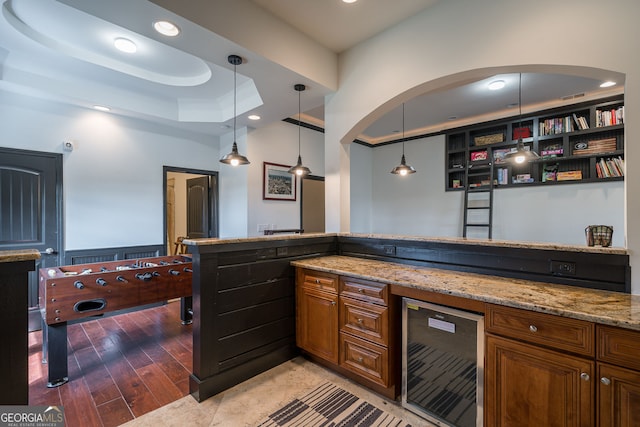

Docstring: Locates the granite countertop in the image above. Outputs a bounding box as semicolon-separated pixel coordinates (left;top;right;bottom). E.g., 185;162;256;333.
0;249;41;263
184;232;626;255
291;255;640;331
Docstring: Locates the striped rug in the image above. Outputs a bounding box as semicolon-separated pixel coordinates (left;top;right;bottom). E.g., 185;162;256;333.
257;382;412;427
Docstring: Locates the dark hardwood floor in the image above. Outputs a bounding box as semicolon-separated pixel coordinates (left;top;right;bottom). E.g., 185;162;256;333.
28;301;192;427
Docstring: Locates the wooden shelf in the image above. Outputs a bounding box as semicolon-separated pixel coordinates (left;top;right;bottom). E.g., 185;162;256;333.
445;96;624;192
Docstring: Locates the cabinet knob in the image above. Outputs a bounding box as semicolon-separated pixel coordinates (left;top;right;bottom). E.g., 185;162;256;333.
580;372;590;381
601;377;611;386
529;325;538;333
358;288;365;293
331;301;336;306
315;279;320;284
357;318;363;324
358;357;364;363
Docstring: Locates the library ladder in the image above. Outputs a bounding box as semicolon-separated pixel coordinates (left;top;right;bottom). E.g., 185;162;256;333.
463;161;494;239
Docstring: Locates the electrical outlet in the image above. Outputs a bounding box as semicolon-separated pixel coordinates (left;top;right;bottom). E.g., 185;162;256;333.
383;245;396;255
550;260;576;276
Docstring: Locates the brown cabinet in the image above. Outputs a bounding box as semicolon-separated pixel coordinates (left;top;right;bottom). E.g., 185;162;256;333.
597;325;640;426
296;269;339;364
338;276;392;389
296;268;395;398
486;304;595;427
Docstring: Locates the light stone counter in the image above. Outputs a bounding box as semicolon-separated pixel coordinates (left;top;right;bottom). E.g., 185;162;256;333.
184;232;626;255
291;255;640;331
0;249;41;263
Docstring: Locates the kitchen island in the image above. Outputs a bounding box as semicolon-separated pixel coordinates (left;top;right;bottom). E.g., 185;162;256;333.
183;232;632;409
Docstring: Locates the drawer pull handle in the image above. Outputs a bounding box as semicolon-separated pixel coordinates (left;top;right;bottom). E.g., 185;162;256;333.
529;325;538;333
315;279;320;284
358;357;364;363
331;301;336;306
601;377;611;386
580;372;590;381
358;288;365;293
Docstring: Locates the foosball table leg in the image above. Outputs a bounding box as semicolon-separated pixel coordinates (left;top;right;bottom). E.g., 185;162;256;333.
181;296;193;325
42;320;69;388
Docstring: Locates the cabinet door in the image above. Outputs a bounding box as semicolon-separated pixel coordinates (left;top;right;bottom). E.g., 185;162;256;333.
598;363;640;427
297;286;339;364
486;334;594;427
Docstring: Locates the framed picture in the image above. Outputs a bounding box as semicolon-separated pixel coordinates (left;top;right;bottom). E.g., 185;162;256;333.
263;162;296;201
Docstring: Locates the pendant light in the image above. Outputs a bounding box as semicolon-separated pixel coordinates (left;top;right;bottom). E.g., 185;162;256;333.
288;84;312;176
504;73;539;164
390;103;416;175
219;54;250;166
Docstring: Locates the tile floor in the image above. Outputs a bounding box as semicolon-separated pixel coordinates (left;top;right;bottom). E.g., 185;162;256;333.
122;356;434;426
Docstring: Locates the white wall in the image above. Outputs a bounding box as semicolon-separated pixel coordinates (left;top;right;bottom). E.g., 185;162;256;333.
246;120;325;236
349;142;373;233
325;0;640;293
0;92;219;250
356;134;624;246
369;136;463;236
219;128;249;238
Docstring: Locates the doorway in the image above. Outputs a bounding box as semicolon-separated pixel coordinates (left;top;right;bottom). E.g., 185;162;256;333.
163;167;219;254
0;147;63;331
300;175;325;233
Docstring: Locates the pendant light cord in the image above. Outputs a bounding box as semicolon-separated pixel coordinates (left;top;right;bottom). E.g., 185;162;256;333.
298;88;301;155
518;73;522;129
233;60;237;143
402;103;406;156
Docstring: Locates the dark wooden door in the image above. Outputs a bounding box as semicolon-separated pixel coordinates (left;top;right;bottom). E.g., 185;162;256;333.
486;334;594;427
0;147;62;330
187;176;209;238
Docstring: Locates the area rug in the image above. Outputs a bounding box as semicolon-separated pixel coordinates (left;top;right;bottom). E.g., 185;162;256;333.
257;382;412;427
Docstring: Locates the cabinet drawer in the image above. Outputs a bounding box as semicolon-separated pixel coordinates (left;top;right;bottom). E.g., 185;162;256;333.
339;276;387;306
300;269;338;293
340;332;388;387
339;297;388;346
486;304;595;356
597;325;640;371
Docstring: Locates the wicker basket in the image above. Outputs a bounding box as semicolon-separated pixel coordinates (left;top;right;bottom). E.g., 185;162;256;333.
474;133;504;146
585;225;613;247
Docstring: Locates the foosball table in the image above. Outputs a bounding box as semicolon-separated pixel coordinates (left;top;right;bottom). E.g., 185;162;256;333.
38;255;193;387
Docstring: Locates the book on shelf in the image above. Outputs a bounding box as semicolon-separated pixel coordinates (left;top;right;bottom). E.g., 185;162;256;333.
596;156;625;178
572;113;589;130
496;168;508;185
470;150;488;162
557;170;583;181
539;116;575;136
540;144;564;158
596;106;624;127
542;164;558;182
513;173;534;184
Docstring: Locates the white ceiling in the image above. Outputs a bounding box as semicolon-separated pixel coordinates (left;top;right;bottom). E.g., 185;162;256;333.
0;0;625;144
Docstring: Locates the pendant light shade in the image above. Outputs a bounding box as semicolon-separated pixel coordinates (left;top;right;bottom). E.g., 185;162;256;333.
288;84;311;176
220;54;250;166
504;73;539;164
390;103;416;175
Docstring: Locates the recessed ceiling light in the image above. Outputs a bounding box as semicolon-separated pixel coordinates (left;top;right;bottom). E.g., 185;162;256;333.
93;105;111;112
342;0;358;3
488;80;505;90
154;20;180;37
248;115;261;121
600;81;616;88
114;37;137;53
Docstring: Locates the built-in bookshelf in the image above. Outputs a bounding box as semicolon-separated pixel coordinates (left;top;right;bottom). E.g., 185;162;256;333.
445;96;624;191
